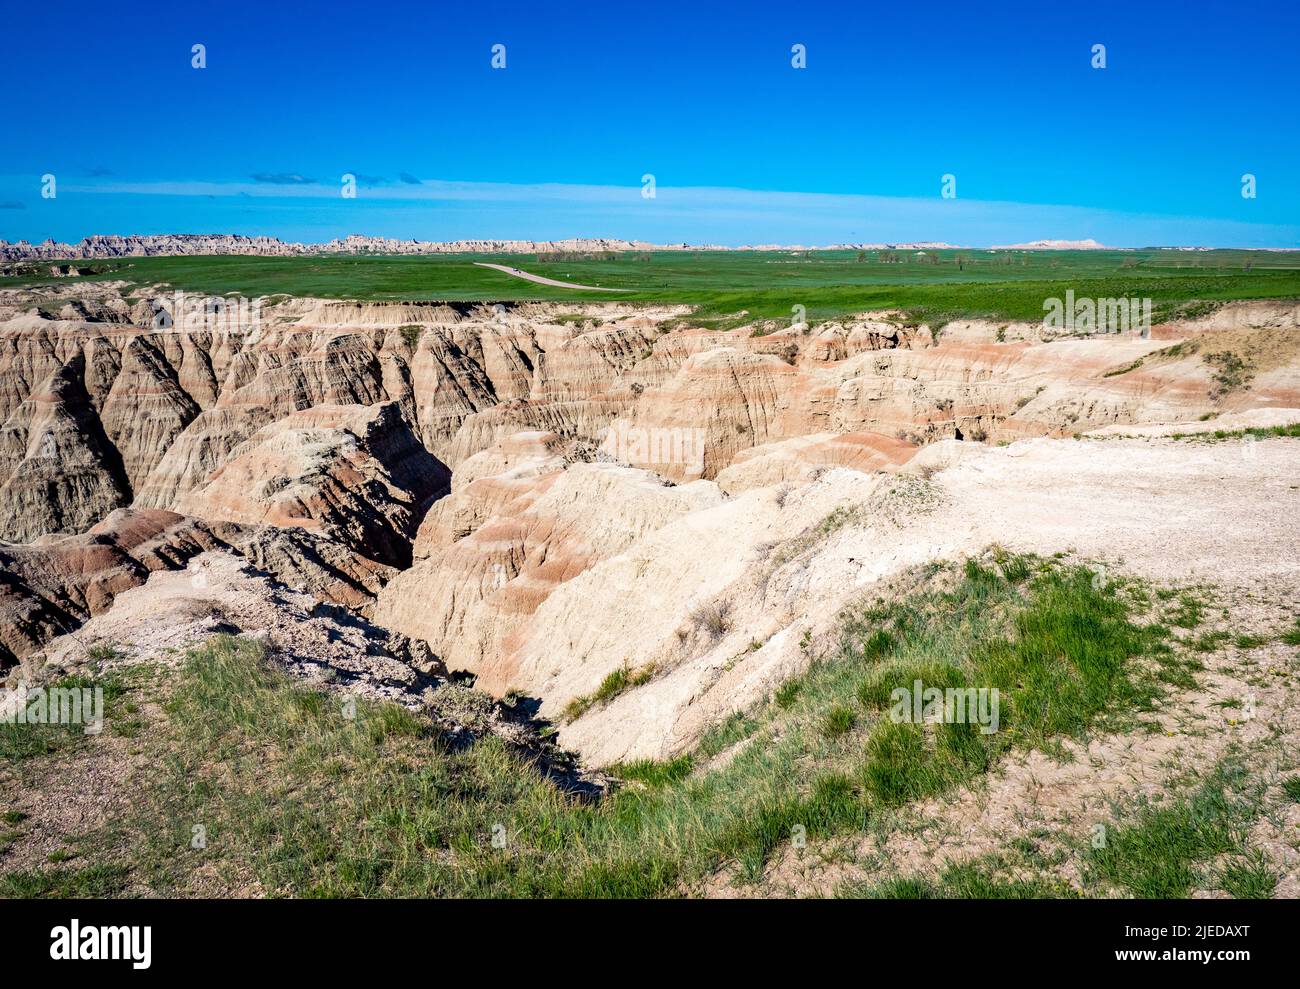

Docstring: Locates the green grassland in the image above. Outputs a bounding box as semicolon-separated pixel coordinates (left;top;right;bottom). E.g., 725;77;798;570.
6;551;1285;899
5;249;1299;329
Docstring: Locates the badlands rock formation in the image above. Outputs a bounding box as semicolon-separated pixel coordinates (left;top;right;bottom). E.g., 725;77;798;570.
2;278;1298;766
175;402;448;567
0;234;675;262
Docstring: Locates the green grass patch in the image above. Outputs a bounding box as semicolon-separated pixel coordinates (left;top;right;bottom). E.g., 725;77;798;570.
1166;593;1206;629
842;557;1168;806
609;755;694;788
821;704;857;737
1218;852;1278;899
1085;762;1259;898
1167;422;1300;442
843;858;1076;899
0;672;130;763
561;664;656;722
0;864;130;898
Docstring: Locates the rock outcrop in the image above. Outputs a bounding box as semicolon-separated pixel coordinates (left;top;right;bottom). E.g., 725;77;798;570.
374;433;723;679
0;358;129;541
0;508;401;668
19;550;439;705
176;402;449;567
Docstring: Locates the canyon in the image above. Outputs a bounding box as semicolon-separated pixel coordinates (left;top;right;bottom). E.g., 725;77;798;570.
2;275;1299;765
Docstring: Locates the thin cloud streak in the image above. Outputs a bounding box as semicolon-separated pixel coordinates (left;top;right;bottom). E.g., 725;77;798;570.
1;175;1295;248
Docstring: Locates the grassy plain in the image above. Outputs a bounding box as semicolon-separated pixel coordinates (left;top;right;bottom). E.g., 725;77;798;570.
5;249;1299;329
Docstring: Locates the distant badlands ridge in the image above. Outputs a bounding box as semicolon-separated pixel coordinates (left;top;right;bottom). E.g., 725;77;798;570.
0;233;1120;262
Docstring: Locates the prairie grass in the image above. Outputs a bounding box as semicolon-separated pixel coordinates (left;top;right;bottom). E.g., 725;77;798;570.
1084;761;1269;898
9;250;1296;332
4;554;1190;898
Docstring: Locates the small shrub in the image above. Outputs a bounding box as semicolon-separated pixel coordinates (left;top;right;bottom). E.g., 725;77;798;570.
1203;351;1253;397
689;600;732;640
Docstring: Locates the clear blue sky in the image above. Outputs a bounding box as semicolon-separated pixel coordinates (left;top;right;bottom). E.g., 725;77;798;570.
2;0;1297;246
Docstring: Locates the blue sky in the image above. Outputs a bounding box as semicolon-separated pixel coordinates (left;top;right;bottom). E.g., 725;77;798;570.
2;0;1297;246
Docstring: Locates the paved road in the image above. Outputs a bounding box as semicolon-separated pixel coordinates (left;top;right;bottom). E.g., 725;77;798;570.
473;262;630;292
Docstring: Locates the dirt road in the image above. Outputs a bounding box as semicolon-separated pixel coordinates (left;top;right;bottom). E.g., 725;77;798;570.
473;262;630;292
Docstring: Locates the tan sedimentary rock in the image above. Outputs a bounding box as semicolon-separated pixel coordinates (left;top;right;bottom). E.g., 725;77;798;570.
0;509;235;664
176;402;449;566
602;348;796;481
99;336;201;493
0;358;129;541
0;507;402;666
134;406;275;509
715;431;918;494
374;438;723;680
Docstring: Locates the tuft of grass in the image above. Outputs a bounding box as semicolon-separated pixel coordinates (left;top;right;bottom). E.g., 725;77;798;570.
1167;593;1206;629
561;663;655;722
1103;357;1147;378
1188;630;1231;653
1085;763;1253;898
859;628;895;661
688;600;732;640
1281;776;1300;803
610;755;694;788
821;704;857;737
85;641;124;661
1218;852;1278;899
773;678;803;709
0;865;130;898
